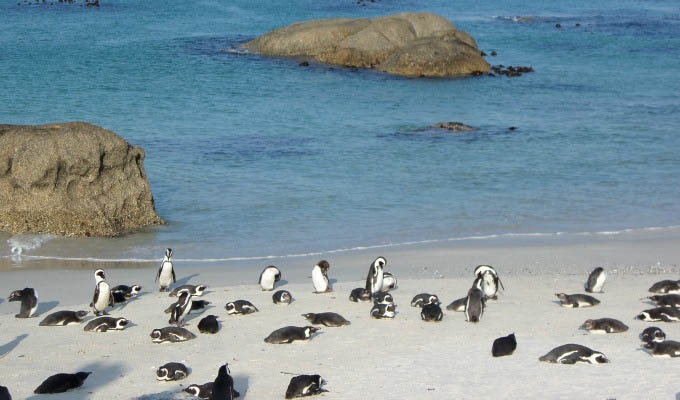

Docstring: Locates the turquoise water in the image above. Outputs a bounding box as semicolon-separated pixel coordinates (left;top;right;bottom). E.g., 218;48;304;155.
1;0;679;262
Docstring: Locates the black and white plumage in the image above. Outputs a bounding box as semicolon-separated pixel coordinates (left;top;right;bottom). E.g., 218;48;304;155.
421;303;443;322
156;248;176;292
8;287;38;318
584;267;606;293
212;363;235;400
34;372;91;394
648;280;680;294
302;312;350;327
169;284;206;297
636;307;680;322
39;310;89;326
150;327;196;343
446;297;467;312
539;344;609;364
381;272;397;291
264;326;320;344
0;386;10;400
555;293;600;308
156;362;189;381
198;315;220;334
259;265;282;291
285;375;327;399
410;293;439;307
370;303;396;319
372;291;394;305
492;333;517;357
365;256;386;298
642;340;680;357
111;284;142;303
465;288;485;323
640;327;666;343
92;269;114;316
647;294;680;308
84;317;129;332
169;291;193;327
312;260;331;293
225;300;258;315
349;288;371;302
580;318;628;334
474;265;504;300
184;382;213;399
273;290;293;304
164;299;209;314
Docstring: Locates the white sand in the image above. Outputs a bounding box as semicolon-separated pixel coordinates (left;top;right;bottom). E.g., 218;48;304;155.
1;231;680;399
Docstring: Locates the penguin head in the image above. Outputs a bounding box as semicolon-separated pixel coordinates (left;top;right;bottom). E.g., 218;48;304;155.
75;372;92;383
94;269;106;281
116;318;129;329
281;291;292;302
165;248;173;258
473;277;484;290
177;289;191;300
581;319;595;330
635;312;650;321
373;257;386;269
8;289;22;301
184;385;200;396
474;265;497;277
593;352;609;363
642;341;657;351
648;295;661;302
304;326;320;337
156;368;169;379
555;293;568;301
225;302;236;313
195;285;207;295
316;260;330;272
150;329;162;339
218;363;231;377
302;313;315;321
75;310;89;320
428;295;440;305
130;285;142;295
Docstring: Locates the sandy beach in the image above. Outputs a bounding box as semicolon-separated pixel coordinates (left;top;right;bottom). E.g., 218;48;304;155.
1;230;679;399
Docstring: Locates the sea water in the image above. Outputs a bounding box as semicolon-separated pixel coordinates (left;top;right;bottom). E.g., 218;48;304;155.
1;0;679;263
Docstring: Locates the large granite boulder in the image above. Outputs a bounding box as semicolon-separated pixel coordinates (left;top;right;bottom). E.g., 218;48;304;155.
243;13;489;77
0;122;163;237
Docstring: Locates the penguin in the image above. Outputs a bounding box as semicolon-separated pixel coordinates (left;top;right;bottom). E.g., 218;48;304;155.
312;260;331;293
446;297;467;312
259;265;281;291
197;315;220;334
365;256;386;297
39;310;89;326
554;293;600;308
640;326;666;343
264;326;320;344
584;267;606;293
0;386;9;400
111;285;142;303
8;287;38;318
492;333;517;357
349;287;371;302
411;293;439;307
370;303;396;319
381;272;397;291
83;317;129;332
642;340;680;357
465;287;485;323
273;290;293;304
648;279;680;294
373;291;394;305
92;269;114;316
636;307;680;322
212;363;235;400
169;284;206;297
156;362;189;381
580;318;628;334
474;265;504;300
285;374;327;399
164;299;209;314
225;300;258;315
647;294;680;308
34;372;92;394
184;382;213;399
150;327;196;343
421;303;443;322
539;344;609;364
169;290;193;327
156;248;176;292
302;312;351;327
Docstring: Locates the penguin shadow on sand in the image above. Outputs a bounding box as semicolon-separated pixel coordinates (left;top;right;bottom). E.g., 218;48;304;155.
36;300;59;316
24;361;125;400
113;294;144;312
278;279;289;287
174;273;200;288
234;374;249;399
0;333;28;359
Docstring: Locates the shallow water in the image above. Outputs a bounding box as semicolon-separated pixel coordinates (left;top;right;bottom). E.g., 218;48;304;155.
1;0;679;263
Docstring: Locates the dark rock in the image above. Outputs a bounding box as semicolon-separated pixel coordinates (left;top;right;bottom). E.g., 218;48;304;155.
299;61;310;67
508;126;518;131
491;50;497;56
555;23;561;28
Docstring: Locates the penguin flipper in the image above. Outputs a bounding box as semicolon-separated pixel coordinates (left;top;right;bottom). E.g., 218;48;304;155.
172;268;176;284
155;264;162;283
92;284;100;308
497;276;505;291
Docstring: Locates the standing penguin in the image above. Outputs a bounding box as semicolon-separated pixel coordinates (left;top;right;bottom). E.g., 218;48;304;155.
0;385;10;400
585;267;606;293
212;363;235;400
8;288;38;318
465;287;485;323
92;270;113;316
156;248;176;292
169;290;193;327
474;265;504;300
259;265;282;291
312;260;332;293
365;257;386;298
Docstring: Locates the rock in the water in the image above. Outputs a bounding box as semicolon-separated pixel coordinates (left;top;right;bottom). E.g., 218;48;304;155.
0;122;162;237
243;13;489;78
432;122;477;132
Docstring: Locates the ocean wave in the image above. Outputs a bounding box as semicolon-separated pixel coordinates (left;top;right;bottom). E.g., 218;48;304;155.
3;225;678;265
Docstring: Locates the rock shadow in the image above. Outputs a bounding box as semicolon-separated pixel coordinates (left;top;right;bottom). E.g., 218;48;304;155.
36;301;59;316
24;360;125;400
0;333;28;359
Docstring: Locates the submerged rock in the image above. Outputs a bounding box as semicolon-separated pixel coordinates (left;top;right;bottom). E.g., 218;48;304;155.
0;122;163;237
243;13;489;78
432;122;477;132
